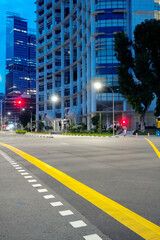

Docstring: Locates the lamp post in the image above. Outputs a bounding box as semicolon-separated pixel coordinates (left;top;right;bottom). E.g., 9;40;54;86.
0;100;7;130
52;95;68;131
7;112;17;130
94;82;102;131
29;107;33;132
94;82;115;136
0;99;23;131
0;101;3;130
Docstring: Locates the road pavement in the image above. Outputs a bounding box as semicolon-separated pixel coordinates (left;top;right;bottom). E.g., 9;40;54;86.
0;133;160;240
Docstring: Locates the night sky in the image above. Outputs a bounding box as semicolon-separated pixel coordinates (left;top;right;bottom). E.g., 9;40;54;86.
0;0;36;93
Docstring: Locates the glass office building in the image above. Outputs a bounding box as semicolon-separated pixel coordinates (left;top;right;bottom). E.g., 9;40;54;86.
6;12;36;96
35;0;160;130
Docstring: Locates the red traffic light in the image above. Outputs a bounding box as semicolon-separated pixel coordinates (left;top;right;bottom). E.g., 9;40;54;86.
120;119;128;126
17;100;22;105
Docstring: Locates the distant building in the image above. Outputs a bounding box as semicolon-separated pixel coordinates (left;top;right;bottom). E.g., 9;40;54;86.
35;0;160;130
0;93;5;101
5;12;36;128
6;12;36;96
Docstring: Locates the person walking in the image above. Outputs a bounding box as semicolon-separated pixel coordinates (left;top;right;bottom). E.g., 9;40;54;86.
123;126;127;137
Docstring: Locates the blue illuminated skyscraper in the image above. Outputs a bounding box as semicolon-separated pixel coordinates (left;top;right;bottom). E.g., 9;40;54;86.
6;12;36;96
35;0;160;130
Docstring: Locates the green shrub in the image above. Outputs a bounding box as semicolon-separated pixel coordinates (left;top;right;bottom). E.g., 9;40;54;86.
68;123;86;133
107;128;113;133
45;126;50;131
97;118;102;133
38;121;44;132
133;129;157;135
91;114;99;129
15;130;27;134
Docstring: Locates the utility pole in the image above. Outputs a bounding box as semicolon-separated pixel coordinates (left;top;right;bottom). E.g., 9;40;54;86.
31;111;32;132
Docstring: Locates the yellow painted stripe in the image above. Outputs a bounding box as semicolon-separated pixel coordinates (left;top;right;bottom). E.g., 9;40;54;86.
1;142;160;240
145;138;160;159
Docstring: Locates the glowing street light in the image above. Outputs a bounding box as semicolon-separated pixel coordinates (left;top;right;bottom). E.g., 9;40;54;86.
51;96;58;102
94;82;115;136
94;82;102;91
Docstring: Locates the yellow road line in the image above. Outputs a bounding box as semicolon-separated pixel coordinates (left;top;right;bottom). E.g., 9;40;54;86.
145;138;160;159
1;142;160;240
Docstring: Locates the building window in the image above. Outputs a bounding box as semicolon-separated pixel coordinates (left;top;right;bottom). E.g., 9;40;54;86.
73;97;77;106
47;82;52;89
47;103;52;110
39;85;44;92
39;104;44;111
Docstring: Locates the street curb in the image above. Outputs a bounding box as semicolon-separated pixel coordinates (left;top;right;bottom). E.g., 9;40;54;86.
26;133;54;138
60;134;120;138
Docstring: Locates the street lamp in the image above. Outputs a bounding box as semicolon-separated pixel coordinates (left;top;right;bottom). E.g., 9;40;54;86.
7;112;17;130
52;95;69;116
94;82;115;136
52;96;58;102
0;99;23;131
94;82;102;90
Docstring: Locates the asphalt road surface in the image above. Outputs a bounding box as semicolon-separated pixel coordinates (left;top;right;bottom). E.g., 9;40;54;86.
0;132;160;240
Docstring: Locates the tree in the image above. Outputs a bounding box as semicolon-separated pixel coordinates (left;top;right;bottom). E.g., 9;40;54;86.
38;121;44;132
91;114;100;130
19;112;31;128
114;19;160;131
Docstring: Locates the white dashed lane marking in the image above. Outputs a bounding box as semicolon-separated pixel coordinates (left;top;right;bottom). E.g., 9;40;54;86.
0;150;105;240
32;184;42;188
21;172;29;175
43;195;55;199
28;179;37;183
50;201;63;207
24;176;33;179
70;220;87;228
83;234;103;240
37;189;48;193
59;210;74;216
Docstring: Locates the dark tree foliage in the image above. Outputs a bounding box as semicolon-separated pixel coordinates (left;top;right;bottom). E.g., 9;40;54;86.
91;114;100;130
19;112;31;128
114;19;160;131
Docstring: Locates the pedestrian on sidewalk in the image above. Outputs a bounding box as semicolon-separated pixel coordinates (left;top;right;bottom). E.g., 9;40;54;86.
123;126;127;137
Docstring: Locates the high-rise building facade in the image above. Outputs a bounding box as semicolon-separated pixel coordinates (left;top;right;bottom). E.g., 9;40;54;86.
35;0;160;130
5;12;36;128
6;12;36;96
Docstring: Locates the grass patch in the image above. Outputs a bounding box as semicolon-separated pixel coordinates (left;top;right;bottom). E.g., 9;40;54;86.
15;130;27;134
27;132;52;134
